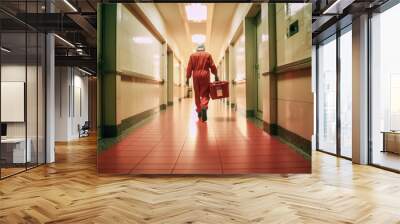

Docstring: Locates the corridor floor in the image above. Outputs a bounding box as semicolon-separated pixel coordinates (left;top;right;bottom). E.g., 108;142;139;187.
98;99;311;174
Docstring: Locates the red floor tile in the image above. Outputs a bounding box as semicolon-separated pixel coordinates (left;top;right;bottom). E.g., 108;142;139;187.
174;163;221;170
172;169;222;174
139;156;179;164
98;100;311;175
146;150;181;157
135;163;175;170
130;169;172;174
98;156;143;165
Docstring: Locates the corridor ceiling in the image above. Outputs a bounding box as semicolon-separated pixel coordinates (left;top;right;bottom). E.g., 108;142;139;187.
156;3;238;63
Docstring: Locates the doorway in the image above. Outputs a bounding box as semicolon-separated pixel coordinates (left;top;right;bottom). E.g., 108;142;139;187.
316;25;352;159
167;49;173;106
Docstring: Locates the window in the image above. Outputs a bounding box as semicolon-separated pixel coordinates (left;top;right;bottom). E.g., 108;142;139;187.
316;25;353;158
370;3;400;171
0;2;46;179
317;35;337;154
339;27;352;158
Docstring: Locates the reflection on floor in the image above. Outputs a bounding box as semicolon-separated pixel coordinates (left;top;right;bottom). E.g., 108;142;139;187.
98;99;311;174
373;150;400;171
0;167;25;178
1;133;400;223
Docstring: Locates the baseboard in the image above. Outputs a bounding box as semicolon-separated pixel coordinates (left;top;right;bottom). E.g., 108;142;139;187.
102;106;162;138
102;125;118;138
160;104;167;110
263;121;278;135
118;107;161;135
246;110;255;118
276;126;311;156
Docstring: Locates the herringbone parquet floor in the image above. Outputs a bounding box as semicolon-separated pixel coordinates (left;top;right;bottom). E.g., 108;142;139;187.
1;135;400;223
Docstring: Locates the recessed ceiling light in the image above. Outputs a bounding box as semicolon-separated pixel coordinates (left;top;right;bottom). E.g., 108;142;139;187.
185;3;207;22
78;67;93;76
54;34;75;48
322;0;350;15
1;47;11;53
63;0;78;12
191;34;206;44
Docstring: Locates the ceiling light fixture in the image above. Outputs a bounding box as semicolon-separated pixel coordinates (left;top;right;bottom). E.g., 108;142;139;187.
78;67;93;76
185;3;207;22
322;0;353;15
1;47;11;53
54;34;75;48
191;34;206;44
63;0;78;12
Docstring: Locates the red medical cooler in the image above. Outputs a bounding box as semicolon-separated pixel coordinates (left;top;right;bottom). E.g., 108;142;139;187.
209;81;229;99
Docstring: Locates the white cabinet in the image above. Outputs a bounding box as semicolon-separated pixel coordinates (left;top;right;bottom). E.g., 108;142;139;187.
1;138;32;163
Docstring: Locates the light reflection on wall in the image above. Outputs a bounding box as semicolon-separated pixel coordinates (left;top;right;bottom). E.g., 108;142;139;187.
234;34;245;81
117;5;162;80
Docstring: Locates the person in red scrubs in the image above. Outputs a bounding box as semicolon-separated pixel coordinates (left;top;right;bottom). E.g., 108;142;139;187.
186;44;219;122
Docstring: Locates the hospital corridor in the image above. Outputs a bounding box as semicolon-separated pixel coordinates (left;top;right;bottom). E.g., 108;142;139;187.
1;1;400;223
97;3;312;174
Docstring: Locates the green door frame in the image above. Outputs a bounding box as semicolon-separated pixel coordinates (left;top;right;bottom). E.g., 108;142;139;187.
255;11;263;120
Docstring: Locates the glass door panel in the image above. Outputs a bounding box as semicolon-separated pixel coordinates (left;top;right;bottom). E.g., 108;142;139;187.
27;31;38;169
371;3;400;171
339;27;352;158
317;35;337;154
1;31;28;177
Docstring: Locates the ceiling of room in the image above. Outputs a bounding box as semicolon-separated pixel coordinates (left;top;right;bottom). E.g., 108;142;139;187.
0;0;98;74
156;3;238;63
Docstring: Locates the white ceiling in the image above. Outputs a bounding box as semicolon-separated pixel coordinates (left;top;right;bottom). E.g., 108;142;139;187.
156;3;238;64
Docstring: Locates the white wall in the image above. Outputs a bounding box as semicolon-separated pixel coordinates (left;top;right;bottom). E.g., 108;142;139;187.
1;64;46;163
55;67;89;141
1;65;42;138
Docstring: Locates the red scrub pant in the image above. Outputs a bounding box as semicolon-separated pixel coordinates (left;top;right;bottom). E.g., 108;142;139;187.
192;73;210;113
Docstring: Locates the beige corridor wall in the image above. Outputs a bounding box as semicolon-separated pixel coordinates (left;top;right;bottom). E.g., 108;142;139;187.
277;69;313;140
233;33;246;112
116;77;163;123
116;5;162;79
276;4;312;66
113;4;182;125
276;4;313;141
173;56;181;103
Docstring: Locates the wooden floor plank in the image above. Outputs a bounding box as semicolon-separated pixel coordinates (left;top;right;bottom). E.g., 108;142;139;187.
0;135;400;223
